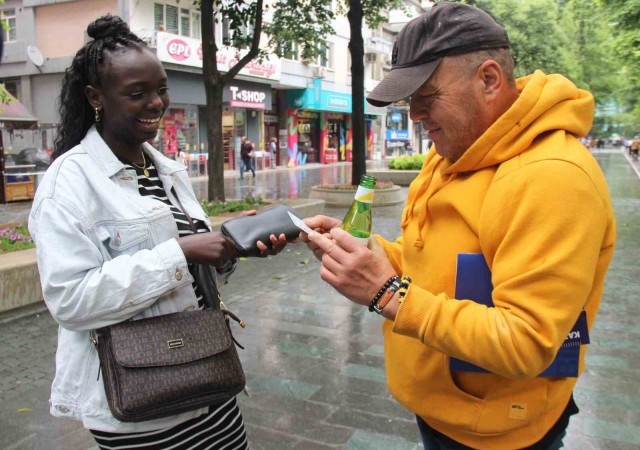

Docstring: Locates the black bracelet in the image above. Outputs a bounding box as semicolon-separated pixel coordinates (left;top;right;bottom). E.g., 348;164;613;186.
368;275;401;312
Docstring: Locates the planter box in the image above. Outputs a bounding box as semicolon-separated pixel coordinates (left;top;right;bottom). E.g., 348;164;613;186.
367;169;420;187
0;199;325;315
0;248;41;314
309;185;404;207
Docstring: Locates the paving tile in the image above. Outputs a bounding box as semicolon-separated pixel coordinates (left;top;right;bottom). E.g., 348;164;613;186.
581;417;640;446
340;363;387;384
345;429;421;450
247;375;322;400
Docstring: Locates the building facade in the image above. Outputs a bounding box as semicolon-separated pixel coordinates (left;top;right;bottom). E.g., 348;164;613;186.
1;0;430;173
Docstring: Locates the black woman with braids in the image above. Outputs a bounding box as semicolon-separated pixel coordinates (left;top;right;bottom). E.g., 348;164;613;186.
29;15;287;449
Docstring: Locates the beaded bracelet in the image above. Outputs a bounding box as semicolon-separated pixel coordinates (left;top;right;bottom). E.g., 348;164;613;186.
397;276;412;304
368;275;400;312
373;281;401;314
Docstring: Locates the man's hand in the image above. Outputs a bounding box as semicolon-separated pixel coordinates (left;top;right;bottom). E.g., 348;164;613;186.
307;227;397;306
300;215;341;261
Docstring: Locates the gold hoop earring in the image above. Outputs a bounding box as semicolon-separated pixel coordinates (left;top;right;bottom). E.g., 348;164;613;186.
95;107;102;123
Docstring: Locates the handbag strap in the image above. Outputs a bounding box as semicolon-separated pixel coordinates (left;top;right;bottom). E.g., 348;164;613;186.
170;187;221;310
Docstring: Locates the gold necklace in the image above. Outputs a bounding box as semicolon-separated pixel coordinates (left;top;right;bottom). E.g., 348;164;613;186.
130;151;149;177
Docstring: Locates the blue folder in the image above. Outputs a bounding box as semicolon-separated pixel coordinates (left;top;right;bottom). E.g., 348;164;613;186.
450;253;588;377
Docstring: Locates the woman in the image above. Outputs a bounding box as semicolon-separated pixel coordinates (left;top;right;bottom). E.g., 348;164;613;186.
28;15;285;449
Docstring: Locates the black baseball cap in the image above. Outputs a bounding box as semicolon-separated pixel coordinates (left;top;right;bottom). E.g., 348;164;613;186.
366;2;509;107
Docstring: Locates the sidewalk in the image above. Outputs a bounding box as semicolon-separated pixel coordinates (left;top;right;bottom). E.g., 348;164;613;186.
2;151;640;449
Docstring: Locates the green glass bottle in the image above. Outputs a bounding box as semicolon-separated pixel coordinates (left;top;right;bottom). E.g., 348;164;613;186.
341;175;376;243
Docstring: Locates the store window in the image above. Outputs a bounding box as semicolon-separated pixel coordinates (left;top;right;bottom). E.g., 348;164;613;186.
222;110;246;169
1;8;16;42
297;111;319;163
386;111;408;130
159;106;199;156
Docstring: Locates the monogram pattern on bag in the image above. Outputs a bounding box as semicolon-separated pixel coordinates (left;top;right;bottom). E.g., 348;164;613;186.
108;311;232;367
97;309;245;422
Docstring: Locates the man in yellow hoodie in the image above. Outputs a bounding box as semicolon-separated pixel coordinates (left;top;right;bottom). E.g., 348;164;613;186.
302;2;616;449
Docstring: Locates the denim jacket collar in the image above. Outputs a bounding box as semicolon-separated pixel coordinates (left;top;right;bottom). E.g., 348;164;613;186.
83;126;187;178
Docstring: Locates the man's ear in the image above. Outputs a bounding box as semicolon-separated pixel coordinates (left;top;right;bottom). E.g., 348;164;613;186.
85;85;101;110
477;60;503;96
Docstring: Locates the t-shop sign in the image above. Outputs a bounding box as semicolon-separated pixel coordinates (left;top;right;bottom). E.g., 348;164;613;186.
156;32;281;81
229;86;266;109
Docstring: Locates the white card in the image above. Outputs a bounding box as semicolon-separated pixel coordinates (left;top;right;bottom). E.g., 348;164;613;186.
287;211;314;234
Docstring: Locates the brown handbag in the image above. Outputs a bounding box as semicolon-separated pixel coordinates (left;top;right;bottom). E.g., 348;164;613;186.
92;189;245;423
94;305;245;422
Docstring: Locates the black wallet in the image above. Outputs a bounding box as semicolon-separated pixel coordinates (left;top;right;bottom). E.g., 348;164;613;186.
220;204;302;257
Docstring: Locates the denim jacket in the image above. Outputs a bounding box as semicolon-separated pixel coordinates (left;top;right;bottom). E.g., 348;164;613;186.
29;127;230;433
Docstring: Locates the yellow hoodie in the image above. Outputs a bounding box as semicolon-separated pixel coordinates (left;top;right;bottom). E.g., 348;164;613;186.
378;71;616;449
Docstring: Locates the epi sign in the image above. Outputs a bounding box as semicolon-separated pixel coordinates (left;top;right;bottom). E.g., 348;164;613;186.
166;39;191;61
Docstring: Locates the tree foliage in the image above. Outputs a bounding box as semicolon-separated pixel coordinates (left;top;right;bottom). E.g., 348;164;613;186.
457;0;637;133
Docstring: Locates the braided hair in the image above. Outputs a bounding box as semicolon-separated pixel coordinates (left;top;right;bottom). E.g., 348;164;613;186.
53;15;146;159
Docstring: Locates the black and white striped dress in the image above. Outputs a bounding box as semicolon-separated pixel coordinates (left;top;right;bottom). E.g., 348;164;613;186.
90;157;248;450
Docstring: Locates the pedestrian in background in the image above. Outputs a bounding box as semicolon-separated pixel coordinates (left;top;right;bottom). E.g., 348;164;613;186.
630;136;640;160
269;137;278;169
28;14;286;450
175;147;187;166
240;136;255;179
302;2;615;449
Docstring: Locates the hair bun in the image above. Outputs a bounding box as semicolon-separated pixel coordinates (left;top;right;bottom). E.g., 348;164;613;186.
87;14;131;40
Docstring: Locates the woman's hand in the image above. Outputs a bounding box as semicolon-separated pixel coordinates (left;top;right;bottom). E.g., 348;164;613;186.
257;233;288;256
240;209;288;257
178;232;237;267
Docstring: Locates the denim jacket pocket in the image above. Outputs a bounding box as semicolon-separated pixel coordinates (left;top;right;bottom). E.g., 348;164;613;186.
96;223;152;257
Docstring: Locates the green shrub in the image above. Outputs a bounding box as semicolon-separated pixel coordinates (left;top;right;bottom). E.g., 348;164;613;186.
200;195;265;216
1;225;35;254
388;154;426;170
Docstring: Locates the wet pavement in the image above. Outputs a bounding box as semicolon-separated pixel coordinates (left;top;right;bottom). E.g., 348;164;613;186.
1;151;639;449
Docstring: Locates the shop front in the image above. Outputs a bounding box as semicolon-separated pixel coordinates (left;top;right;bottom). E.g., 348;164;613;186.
222;81;273;170
155;31;280;172
284;79;352;166
385;104;411;157
365;102;387;160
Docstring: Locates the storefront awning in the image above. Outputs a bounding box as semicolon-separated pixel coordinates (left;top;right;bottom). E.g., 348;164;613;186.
0;90;39;130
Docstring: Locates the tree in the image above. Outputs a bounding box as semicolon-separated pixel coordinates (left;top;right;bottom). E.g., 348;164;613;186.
268;0;401;186
601;0;640;127
197;0;338;201
197;0;264;202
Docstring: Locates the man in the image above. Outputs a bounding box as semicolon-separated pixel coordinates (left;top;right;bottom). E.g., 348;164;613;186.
302;2;616;449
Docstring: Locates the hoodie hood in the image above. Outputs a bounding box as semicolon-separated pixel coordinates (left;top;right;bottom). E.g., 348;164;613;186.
400;71;594;245
445;70;594;174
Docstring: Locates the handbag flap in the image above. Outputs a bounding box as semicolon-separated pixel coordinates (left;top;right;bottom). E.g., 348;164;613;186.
105;310;233;368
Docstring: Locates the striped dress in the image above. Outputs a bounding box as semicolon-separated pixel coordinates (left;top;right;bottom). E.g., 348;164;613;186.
90;157;248;450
